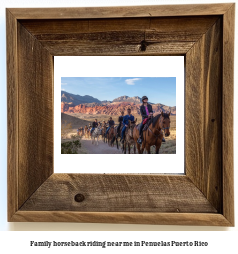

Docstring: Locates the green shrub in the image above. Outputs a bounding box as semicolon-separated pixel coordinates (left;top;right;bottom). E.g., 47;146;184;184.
61;139;81;154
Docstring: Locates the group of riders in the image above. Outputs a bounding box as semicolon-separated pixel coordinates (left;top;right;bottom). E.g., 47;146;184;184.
77;96;166;144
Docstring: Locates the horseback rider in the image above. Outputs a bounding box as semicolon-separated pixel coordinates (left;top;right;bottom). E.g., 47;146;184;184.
137;96;165;144
102;120;107;127
105;117;115;136
90;119;98;134
116;110;124;138
84;125;88;133
121;108;134;143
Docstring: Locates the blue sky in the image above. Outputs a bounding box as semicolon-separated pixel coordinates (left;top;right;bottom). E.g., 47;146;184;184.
61;77;176;106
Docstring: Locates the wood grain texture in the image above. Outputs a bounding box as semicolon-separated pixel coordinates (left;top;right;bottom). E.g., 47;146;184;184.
38;41;194;56
185;18;222;212
11;211;232;226
20;174;217;213
19;17;218;56
8;4;233;19
222;4;235;226
6;5;234;225
20;16;218;34
7;9;18;221
17;23;54;208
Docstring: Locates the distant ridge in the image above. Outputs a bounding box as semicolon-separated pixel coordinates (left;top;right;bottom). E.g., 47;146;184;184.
61;92;176;115
61;91;101;105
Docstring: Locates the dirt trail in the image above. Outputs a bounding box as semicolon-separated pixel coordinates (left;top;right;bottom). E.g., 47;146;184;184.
80;137;122;154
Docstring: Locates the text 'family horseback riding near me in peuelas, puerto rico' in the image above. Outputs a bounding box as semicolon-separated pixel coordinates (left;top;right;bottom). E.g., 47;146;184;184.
61;77;176;155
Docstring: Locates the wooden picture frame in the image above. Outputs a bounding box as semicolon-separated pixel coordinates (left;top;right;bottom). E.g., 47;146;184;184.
7;3;234;226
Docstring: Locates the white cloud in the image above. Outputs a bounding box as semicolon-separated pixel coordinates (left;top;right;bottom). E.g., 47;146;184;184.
125;78;141;85
61;83;67;85
61;89;65;91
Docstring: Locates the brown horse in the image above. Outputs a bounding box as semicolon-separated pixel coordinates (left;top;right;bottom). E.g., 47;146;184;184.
110;125;122;149
101;125;107;142
123;119;137;154
117;125;123;150
133;112;171;154
108;126;115;147
109;125;117;148
89;127;92;138
84;126;88;138
86;127;91;139
79;127;84;137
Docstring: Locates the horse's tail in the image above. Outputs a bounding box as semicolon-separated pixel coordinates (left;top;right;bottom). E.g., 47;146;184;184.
116;138;119;149
111;136;115;145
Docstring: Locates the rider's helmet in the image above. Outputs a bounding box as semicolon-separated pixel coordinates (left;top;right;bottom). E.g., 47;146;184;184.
142;96;148;102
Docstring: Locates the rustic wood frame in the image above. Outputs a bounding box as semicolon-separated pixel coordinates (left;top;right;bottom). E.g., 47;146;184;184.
7;4;234;226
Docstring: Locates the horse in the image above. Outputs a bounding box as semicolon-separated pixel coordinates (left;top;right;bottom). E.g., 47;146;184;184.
85;127;91;139
101;125;107;143
88;127;92;138
108;125;115;147
113;125;122;148
122;119;137;154
133;111;171;154
79;127;84;137
84;126;89;138
110;125;121;149
97;124;103;139
91;126;101;145
86;127;92;139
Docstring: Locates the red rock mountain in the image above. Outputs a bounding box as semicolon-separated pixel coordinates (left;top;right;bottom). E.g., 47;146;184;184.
61;92;176;115
61;101;176;115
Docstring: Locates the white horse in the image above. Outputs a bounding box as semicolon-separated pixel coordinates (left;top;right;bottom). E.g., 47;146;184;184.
91;127;102;145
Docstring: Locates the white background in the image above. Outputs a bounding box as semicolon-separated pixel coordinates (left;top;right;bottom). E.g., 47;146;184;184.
0;0;237;253
55;56;184;173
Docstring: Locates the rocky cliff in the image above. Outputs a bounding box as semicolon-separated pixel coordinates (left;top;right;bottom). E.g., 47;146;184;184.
61;101;176;115
113;95;142;103
61;92;176;115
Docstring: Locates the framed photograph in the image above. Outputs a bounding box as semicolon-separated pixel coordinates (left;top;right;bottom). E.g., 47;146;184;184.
7;3;234;225
55;56;184;174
